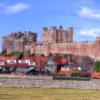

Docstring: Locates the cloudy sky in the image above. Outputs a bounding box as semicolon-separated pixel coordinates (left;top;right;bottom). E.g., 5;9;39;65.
0;0;100;50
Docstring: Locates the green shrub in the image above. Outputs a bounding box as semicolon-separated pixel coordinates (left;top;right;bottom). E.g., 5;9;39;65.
52;73;65;77
44;69;52;75
96;61;100;72
71;71;83;77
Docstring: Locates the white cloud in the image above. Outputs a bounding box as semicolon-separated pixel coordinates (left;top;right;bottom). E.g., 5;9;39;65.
0;3;30;14
77;28;100;37
79;7;100;20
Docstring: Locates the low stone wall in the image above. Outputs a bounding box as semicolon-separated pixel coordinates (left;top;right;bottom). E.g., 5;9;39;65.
0;75;100;90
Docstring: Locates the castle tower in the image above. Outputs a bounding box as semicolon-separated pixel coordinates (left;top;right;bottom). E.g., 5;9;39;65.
14;39;24;53
95;37;100;60
43;26;57;45
49;26;57;43
66;27;73;43
43;27;49;45
2;36;14;53
57;26;66;43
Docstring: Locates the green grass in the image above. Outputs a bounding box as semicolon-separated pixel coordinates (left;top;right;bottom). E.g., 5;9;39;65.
0;87;100;100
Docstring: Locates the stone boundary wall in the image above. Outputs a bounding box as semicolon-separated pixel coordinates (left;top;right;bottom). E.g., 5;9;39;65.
0;75;100;90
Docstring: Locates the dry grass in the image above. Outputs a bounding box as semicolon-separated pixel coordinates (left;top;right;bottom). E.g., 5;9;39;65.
0;87;100;100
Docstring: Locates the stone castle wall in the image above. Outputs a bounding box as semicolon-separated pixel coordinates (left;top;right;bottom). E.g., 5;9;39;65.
26;27;100;60
29;41;100;60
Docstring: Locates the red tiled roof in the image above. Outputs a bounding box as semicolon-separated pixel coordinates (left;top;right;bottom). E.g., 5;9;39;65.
22;56;36;61
0;56;16;62
55;57;68;65
35;57;47;68
4;63;29;68
0;56;36;61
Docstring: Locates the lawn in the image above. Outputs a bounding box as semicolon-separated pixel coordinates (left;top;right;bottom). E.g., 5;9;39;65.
0;87;100;100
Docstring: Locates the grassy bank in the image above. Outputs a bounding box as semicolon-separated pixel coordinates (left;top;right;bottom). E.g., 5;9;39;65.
0;87;100;100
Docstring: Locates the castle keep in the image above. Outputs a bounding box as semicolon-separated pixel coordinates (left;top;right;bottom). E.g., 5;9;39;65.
2;31;37;53
43;26;73;44
2;26;100;61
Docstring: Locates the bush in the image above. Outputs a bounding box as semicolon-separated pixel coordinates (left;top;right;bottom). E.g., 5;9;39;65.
44;69;52;75
71;71;83;77
96;61;100;72
53;73;65;77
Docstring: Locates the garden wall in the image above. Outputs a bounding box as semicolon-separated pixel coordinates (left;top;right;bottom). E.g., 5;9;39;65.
0;75;100;90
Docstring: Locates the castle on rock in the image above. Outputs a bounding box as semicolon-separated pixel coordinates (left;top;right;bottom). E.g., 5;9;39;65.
2;26;100;61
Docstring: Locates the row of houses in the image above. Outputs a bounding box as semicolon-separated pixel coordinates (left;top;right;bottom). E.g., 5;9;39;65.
0;56;36;67
0;56;46;74
0;55;69;74
0;55;93;75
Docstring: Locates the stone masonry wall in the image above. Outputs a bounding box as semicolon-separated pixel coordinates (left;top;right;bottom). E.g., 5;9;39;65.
0;75;100;90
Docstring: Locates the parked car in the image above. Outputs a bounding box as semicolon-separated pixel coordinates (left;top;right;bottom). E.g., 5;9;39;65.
91;72;100;78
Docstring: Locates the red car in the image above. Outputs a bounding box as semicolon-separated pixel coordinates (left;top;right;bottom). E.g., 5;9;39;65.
91;72;100;78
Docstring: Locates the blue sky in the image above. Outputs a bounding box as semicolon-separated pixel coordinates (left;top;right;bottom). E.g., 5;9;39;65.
0;0;100;50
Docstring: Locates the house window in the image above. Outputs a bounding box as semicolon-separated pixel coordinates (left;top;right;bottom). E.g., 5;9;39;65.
47;61;54;65
28;62;35;66
0;62;4;66
18;60;26;63
18;60;30;64
7;60;16;64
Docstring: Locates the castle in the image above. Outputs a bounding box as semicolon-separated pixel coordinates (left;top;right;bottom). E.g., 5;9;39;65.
2;26;100;61
2;31;37;53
